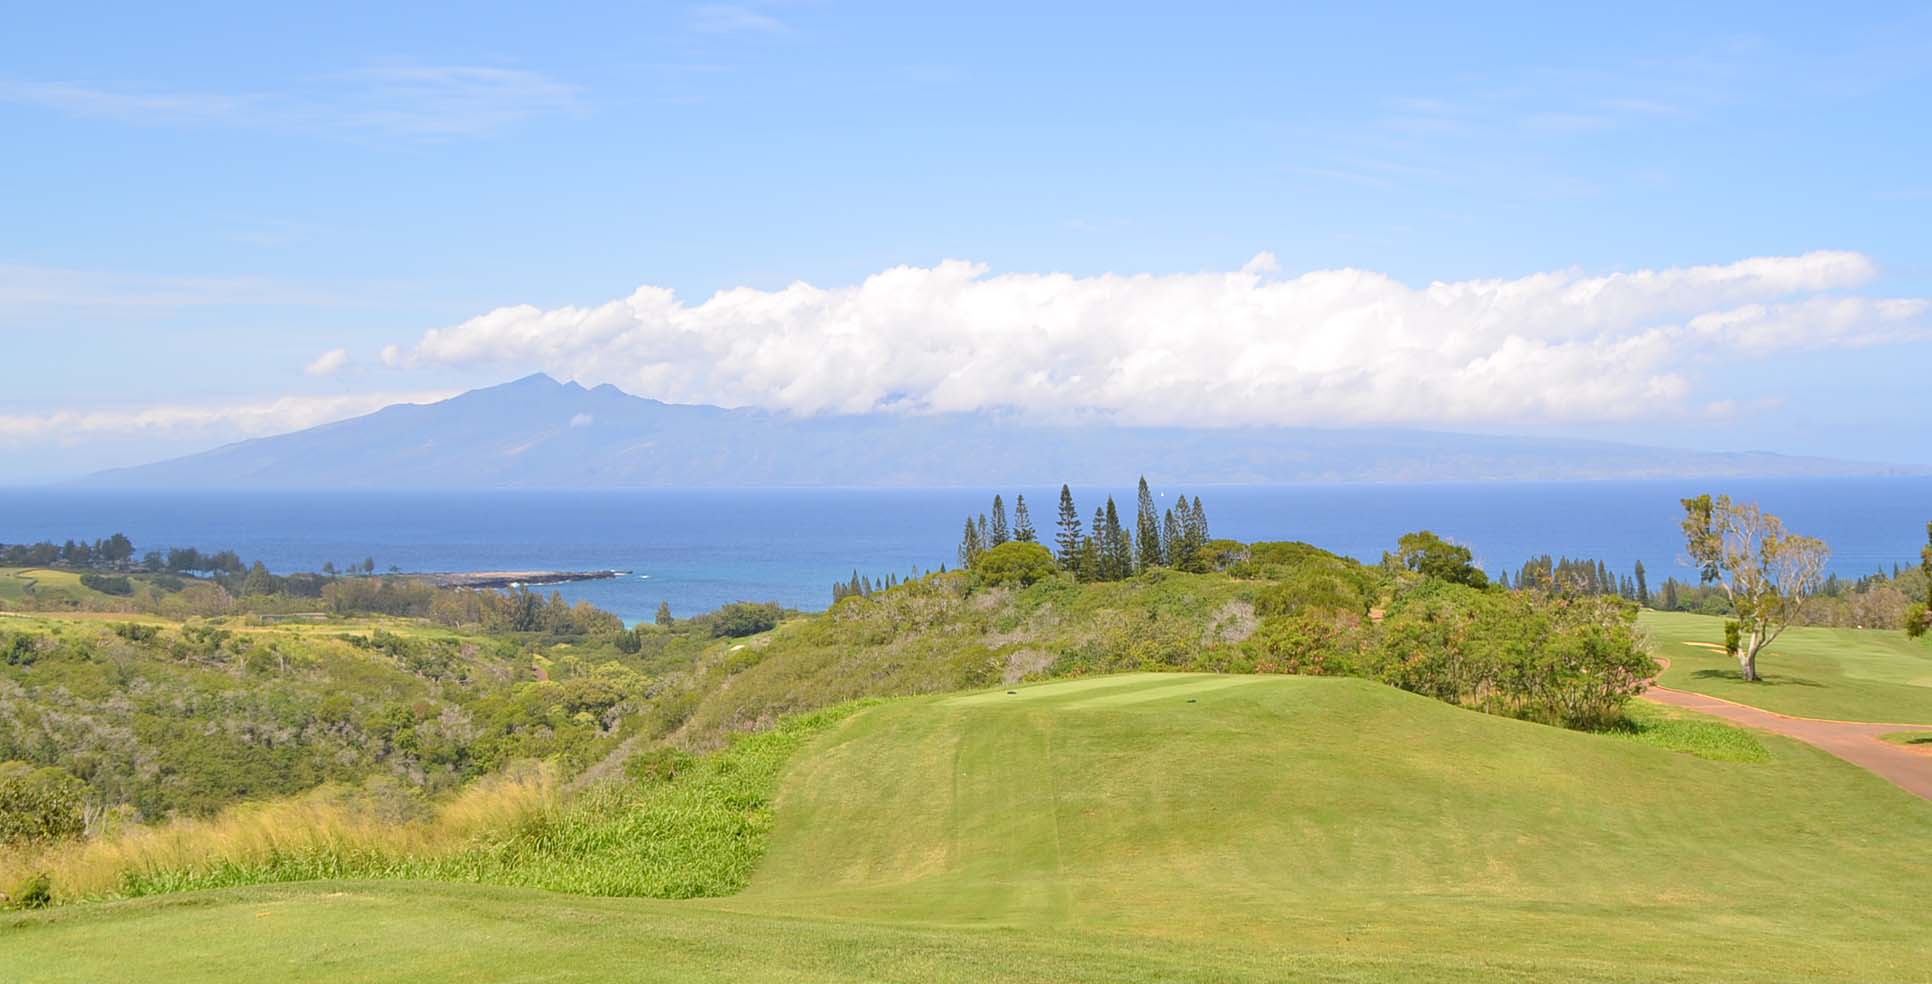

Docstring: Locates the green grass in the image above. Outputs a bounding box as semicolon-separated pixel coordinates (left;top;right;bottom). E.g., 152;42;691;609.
1640;610;1932;723
1609;700;1771;762
0;568;102;605
1880;731;1932;747
9;673;1932;982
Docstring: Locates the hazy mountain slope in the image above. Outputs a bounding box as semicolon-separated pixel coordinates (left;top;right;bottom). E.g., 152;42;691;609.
85;374;1915;488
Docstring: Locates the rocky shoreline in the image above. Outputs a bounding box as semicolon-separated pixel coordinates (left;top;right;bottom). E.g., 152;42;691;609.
413;570;631;589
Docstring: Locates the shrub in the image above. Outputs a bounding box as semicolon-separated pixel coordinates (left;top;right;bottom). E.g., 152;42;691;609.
0;762;87;845
110;621;159;643
1373;582;1653;728
9;872;53;910
971;541;1058;588
78;573;133;596
625;747;697;784
711;602;784;638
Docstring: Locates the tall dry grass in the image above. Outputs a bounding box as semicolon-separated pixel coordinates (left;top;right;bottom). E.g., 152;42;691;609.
3;764;557;903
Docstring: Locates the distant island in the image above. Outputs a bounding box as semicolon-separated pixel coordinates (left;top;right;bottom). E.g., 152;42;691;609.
82;374;1925;489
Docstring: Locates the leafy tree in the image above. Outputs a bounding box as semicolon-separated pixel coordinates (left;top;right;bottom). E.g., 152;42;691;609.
1054;486;1083;571
1394;531;1490;588
655;601;674;626
990;495;1010;546
972;541;1058;587
361;557;377;575
1681;494;1830;681
100;533;135;564
241;561;276;596
1012;494;1036;543
1135;477;1163;571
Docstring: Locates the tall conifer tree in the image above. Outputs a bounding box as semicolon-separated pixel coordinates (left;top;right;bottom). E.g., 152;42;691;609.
1161;508;1182;567
990;495;1010;546
958;517;983;568
1092;506;1112;580
1104;498;1133;578
1134;477;1163;570
1634;560;1650;606
1055;485;1083;569
1012;495;1036;543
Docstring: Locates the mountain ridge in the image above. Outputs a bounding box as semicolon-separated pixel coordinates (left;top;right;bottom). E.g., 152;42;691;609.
82;374;1926;488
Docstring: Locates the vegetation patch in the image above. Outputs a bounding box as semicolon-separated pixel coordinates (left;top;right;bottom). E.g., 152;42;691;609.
3;702;863;906
1609;701;1772;763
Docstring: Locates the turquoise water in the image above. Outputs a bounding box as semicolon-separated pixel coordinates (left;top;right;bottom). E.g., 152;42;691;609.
2;479;1927;624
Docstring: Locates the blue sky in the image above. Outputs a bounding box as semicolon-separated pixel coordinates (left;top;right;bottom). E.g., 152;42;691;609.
3;2;1929;481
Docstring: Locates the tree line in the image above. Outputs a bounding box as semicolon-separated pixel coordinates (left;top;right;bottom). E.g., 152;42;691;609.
957;478;1213;581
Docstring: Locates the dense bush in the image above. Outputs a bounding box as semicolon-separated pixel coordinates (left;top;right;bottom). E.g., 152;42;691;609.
971;541;1058;587
77;573;132;596
710;602;784;638
0;762;87;844
1372;581;1652;729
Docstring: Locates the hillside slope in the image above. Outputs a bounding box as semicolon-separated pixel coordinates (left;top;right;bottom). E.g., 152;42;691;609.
10;673;1930;983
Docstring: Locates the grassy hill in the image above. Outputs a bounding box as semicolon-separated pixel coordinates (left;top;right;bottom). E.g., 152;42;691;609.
1642;611;1932;723
9;672;1930;983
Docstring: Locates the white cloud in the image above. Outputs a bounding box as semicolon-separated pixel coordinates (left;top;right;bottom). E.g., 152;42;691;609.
0;64;579;138
0;264;336;315
305;348;350;376
379;251;1927;428
691;4;786;34
0;391;456;448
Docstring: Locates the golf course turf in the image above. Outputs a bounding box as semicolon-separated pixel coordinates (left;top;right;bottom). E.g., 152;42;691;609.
7;672;1930;983
1641;611;1932;724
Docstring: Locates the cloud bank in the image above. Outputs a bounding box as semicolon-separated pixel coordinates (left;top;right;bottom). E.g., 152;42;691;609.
0;391;454;448
382;251;1928;427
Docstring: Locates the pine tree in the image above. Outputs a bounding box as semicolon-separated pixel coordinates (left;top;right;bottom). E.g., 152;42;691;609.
1662;578;1680;611
1078;535;1101;582
1055;485;1083;569
1012;495;1036;543
1134;476;1162;571
1596;560;1612;596
1498;569;1511;590
1161;508;1182;567
958;517;984;569
990;495;1010;546
1105;498;1133;579
1634;560;1649;607
1181;495;1209;570
1092;506;1111;579
977;514;990;558
656;601;674;625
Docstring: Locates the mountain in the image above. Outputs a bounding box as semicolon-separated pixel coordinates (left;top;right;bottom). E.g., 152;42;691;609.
83;374;1922;488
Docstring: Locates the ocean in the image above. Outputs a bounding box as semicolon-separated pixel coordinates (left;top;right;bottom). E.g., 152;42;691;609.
3;479;1928;624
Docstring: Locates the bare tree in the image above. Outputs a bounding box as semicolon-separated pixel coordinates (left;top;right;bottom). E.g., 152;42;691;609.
1681;495;1829;681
